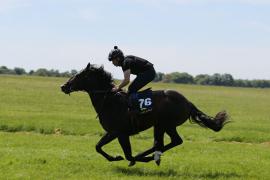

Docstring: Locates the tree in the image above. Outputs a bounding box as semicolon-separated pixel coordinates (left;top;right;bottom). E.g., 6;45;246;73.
29;70;35;75
195;74;211;85
234;79;245;87
162;74;172;83
221;74;234;86
154;72;165;82
0;66;15;74
70;69;78;76
0;66;8;74
14;67;26;75
33;68;50;76
61;71;71;77
48;69;60;77
251;80;270;88
209;73;222;85
169;72;194;84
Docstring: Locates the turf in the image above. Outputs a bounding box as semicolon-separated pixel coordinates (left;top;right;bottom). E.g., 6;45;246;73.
1;75;270;179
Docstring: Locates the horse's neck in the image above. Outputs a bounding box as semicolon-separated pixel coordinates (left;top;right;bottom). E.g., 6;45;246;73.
88;93;105;113
85;81;113;109
87;85;113;113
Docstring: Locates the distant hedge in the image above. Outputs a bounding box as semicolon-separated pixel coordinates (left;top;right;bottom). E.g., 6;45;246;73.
1;65;270;88
153;72;270;88
0;66;77;78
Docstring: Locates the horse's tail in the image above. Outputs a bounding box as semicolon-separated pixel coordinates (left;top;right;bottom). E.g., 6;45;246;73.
189;102;229;132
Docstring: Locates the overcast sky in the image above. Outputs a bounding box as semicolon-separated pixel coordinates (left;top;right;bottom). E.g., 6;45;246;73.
1;0;270;79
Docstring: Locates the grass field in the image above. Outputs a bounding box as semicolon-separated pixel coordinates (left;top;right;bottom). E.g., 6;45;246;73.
1;75;270;179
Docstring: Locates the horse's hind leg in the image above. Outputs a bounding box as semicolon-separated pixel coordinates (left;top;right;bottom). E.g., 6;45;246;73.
132;126;165;166
134;126;182;159
163;127;183;152
153;126;165;165
134;147;155;159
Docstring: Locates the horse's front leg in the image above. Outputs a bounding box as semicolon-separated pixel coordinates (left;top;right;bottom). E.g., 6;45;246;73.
118;134;153;166
96;132;124;161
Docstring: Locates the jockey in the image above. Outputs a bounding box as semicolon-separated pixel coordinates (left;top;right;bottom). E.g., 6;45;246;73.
108;46;156;107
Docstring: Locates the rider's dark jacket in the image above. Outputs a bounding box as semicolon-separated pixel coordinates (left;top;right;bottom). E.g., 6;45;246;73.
120;55;156;94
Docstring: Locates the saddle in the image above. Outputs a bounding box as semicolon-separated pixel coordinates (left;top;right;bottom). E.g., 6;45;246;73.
129;88;153;114
116;88;153;114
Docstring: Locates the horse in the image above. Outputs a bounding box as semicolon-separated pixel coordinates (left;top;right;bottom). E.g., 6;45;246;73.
61;63;229;166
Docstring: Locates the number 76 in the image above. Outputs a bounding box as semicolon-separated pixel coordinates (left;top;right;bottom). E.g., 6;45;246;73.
138;98;152;108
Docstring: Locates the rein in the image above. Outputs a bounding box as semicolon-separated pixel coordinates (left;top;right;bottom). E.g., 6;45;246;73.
90;90;112;94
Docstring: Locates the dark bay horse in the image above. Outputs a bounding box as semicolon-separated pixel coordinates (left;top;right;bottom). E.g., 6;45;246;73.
61;63;229;166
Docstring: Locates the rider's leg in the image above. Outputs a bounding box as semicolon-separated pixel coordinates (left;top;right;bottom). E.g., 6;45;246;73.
127;68;156;109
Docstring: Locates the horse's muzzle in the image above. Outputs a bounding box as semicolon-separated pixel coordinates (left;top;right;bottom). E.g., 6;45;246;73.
61;84;71;94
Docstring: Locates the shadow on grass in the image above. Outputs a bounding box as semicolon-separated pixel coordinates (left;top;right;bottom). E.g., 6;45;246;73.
113;166;243;179
113;166;177;177
198;171;243;179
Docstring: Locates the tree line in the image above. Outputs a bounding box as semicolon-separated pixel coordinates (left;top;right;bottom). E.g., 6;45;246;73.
1;65;270;88
153;72;270;88
0;66;77;77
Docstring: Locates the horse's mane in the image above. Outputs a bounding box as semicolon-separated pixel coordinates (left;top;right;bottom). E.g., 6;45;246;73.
90;64;114;85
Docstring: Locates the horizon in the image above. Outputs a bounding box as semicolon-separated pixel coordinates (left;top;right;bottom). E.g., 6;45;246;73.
1;0;270;80
1;64;270;81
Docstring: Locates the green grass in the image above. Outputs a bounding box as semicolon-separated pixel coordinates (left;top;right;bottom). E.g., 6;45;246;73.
1;75;270;179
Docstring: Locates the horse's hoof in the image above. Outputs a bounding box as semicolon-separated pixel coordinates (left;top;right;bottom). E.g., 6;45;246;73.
114;156;124;161
155;159;161;166
128;161;136;167
154;151;162;166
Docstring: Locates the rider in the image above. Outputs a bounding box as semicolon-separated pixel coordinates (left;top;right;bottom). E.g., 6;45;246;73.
108;46;156;108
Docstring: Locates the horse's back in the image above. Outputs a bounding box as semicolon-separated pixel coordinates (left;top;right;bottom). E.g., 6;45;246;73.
153;89;189;104
153;89;191;126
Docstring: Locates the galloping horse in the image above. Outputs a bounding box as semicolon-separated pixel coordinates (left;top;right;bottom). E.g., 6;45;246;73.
61;63;228;166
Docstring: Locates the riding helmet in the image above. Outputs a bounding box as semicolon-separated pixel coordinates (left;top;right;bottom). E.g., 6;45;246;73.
108;46;124;61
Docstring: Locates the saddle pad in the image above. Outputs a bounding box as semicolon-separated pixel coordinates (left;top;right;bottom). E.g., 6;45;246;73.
136;89;153;114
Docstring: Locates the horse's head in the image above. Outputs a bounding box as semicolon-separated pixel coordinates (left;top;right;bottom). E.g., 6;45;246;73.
61;62;113;94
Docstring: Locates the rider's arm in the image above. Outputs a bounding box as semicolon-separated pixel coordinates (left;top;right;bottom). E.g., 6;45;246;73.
118;69;130;90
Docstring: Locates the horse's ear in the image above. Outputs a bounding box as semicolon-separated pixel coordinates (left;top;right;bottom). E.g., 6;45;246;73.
86;63;91;70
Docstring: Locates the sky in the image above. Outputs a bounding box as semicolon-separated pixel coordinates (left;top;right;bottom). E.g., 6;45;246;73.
0;0;270;80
